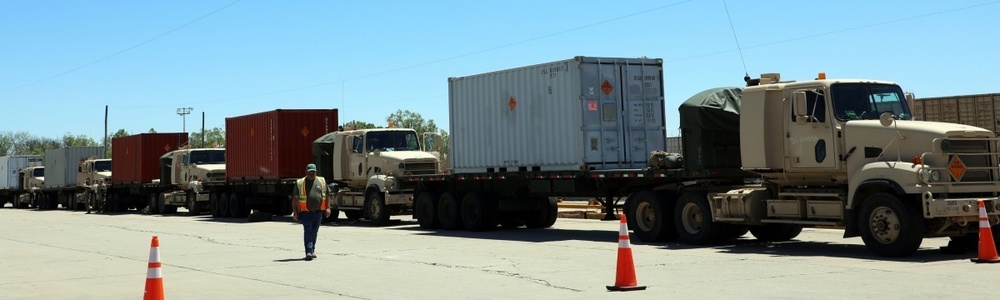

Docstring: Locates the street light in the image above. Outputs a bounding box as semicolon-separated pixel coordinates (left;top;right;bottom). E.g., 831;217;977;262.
177;107;193;133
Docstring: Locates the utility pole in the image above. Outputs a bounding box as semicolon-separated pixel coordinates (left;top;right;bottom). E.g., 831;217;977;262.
176;107;194;133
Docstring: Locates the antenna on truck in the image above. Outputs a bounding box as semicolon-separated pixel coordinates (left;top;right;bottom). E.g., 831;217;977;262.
722;0;751;84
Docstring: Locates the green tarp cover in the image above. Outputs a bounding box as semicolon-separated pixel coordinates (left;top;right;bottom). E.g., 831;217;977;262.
678;87;742;131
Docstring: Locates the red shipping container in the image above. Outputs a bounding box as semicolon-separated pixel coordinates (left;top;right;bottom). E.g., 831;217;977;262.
111;133;188;184
225;109;339;180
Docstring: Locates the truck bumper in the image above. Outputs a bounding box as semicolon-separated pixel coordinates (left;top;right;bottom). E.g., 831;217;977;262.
922;192;1000;218
385;191;413;206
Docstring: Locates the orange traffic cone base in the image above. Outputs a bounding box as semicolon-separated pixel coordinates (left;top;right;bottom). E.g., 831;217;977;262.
970;257;1000;263
607;285;647;291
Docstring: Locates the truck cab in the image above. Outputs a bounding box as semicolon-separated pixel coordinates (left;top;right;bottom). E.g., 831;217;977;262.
17;166;45;208
707;73;1000;257
154;148;226;215
313;128;440;225
77;158;111;187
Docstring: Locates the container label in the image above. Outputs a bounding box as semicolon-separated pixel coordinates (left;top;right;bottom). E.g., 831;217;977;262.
601;80;613;95
588;101;598;111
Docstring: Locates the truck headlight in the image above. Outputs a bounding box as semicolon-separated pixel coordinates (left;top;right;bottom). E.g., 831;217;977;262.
919;169;941;183
929;170;941;182
385;177;398;190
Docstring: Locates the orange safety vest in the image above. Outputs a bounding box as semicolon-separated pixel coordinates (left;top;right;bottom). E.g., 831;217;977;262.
295;176;328;211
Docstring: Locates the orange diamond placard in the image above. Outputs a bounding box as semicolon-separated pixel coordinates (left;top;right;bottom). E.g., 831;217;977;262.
508;96;517;111
600;80;613;95
948;155;966;182
301;126;310;137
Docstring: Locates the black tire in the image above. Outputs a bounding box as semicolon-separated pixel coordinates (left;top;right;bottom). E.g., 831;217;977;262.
365;191;390;226
209;192;219;217
437;192;463;230
219;193;231;218
674;191;733;245
161;193;177;214
525;197;558;229
235;194;250;218
185;191;199;216
146;193;160;215
857;193;923;257
749;224;803;242
626;191;677;242
461;192;498;231
414;192;440;229
227;193;245;218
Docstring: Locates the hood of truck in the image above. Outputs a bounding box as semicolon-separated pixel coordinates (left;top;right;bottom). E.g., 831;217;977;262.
376;151;439;162
844;120;994;165
95;172;111;179
194;163;226;172
372;150;440;175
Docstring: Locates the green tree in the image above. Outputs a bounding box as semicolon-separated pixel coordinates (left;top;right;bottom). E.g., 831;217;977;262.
103;129;130;157
343;120;376;130
0;132;14;156
62;133;98;147
385;109;449;155
190;127;226;148
148;128;157;133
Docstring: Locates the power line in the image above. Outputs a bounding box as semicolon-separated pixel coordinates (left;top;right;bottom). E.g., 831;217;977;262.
667;0;1000;63
122;0;696;107
0;0;244;94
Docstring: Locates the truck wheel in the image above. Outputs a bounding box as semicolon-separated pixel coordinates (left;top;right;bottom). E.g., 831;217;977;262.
185;191;199;216
749;224;803;242
626;190;678;242
525;197;558;229
415;192;440;229
160;193;178;214
146;194;159;215
365;192;390;226
858;193;923;257
674;191;732;245
437;192;463;230
234;194;250;218
209;192;219;217
461;192;498;231
227;193;239;218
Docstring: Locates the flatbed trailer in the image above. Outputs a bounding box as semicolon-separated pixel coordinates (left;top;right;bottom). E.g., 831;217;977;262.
402;167;757;234
202;178;295;219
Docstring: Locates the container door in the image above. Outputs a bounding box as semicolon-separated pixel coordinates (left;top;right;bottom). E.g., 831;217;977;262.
621;63;665;167
581;62;625;167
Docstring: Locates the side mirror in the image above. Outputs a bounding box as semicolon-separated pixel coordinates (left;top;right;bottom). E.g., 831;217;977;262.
879;112;895;127
793;91;809;124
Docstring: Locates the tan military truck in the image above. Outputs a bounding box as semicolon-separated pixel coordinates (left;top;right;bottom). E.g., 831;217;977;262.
312;128;440;225
16;166;46;209
146;147;226;216
77;158;111;213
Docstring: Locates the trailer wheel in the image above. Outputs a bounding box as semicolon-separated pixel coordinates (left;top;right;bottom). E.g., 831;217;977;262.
228;193;248;218
414;192;440;229
437;192;464;230
525;197;558;229
674;191;732;245
749;224;802;242
161;193;177;214
209;192;219;217
145;193;159;215
627;191;677;242
858;193;923;257
218;193;231;217
461;192;498;231
185;191;199;216
365;191;390;226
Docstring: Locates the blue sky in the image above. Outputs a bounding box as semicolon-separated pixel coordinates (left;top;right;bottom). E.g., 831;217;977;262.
2;0;998;141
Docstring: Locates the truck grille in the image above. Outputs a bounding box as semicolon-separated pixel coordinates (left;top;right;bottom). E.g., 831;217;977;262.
206;171;227;182
403;162;437;175
930;137;1000;184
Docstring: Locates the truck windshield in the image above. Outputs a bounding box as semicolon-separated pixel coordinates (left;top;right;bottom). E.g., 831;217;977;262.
189;150;226;164
367;131;420;152
33;168;44;177
94;160;111;172
831;83;911;121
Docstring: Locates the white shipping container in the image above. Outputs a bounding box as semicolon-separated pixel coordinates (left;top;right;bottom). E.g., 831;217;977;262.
448;56;665;173
43;147;105;189
0;155;43;190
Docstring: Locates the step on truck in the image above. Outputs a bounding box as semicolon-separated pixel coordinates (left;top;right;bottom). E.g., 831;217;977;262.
312;127;441;225
402;56;1000;257
201;109;339;221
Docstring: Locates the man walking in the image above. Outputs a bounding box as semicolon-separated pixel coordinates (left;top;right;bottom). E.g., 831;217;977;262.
293;163;331;261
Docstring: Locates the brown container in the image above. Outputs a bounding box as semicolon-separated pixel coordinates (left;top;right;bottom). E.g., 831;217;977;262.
111;133;188;184
225;109;338;180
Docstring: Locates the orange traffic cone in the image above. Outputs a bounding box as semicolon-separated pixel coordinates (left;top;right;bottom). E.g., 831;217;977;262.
970;200;1000;263
144;236;165;300
607;214;646;291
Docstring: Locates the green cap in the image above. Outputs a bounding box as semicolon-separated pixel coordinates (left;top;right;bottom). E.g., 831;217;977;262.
306;163;317;173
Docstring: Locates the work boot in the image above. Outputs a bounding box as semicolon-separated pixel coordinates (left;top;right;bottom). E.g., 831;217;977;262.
304;253;314;261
